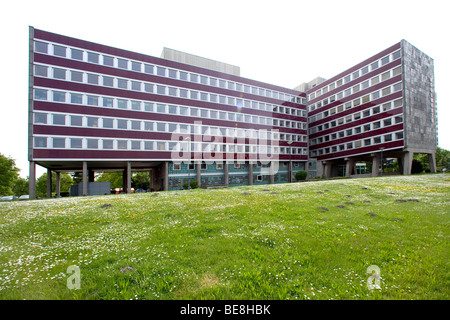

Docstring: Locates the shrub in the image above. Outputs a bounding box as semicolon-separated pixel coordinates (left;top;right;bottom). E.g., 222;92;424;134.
295;170;307;181
182;179;198;189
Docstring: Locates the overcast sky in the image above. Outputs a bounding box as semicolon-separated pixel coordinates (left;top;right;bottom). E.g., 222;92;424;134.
0;0;448;178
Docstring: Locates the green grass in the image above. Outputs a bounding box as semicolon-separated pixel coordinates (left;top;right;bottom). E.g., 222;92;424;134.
0;174;448;300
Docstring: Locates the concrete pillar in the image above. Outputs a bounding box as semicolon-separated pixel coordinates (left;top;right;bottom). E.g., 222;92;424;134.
269;162;274;184
288;161;293;182
162;161;168;191
345;158;355;177
371;154;380;177
29;161;36;199
248;162;253;185
82;161;88;196
196;162;201;188
323;161;332;178
55;171;61;198
127;161;132;193
428;153;436;173
402;151;412;175
224;162;229;187
46;169;52;198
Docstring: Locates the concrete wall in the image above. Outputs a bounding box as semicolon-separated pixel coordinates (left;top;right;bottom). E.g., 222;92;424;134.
70;181;111;196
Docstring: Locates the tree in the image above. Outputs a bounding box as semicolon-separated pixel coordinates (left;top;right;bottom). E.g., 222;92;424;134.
436;147;449;171
36;172;74;197
12;177;29;197
295;170;307;181
0;153;20;196
131;171;151;190
96;172;123;189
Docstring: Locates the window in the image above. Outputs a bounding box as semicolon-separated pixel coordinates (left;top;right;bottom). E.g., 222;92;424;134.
392;50;401;60
371;91;380;100
131;61;141;72
344;75;351;83
361;66;369;75
131;101;141;111
117;99;128;109
157;142;166;150
384;134;393;142
53;91;66;102
103;55;114;66
384;118;392;126
71;70;83;82
131;141;141;150
103;139;113;149
71;49;83;60
53;68;66;80
373;121;381;129
374;136;381;144
169;87;177;96
117;119;128;129
117;140;128;150
395;115;403;123
234;162;240;169
34;41;48;54
118;58;128;69
144;141;153;150
34;89;47;100
352;70;360;79
35;65;48;77
393;83;402;92
173;163;181;170
87;95;99;106
87;73;99;85
53;138;65;148
131;81;141;91
157;85;165;95
34;137;47;148
53;45;66;57
157;122;166;132
100;96;112;107
382;87;391;96
87;117;99;127
87;139;98;149
103;118;113;128
71;93;83;104
144;83;154;93
396;132;404;140
131;120;141;130
256;175;263;182
381;56;390;66
87;52;99;64
144;122;153;131
71;138;82;149
157;66;166;76
144;64;154;74
381;71;390;81
103;76;114;87
117;78;128;89
168;105;178;114
371;60;379;70
34;113;47;124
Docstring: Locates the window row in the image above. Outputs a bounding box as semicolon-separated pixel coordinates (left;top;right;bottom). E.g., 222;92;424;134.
34;40;305;105
34;64;306;117
310;131;404;157
309;114;404;146
33;87;306;130
33;112;308;143
308;66;402;113
309;97;403;134
309;49;401;101
172;161;304;171
33;135;307;155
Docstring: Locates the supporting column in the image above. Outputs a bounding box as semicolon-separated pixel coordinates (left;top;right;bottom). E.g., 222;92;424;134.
29;161;36;199
196;162;201;188
269;162;274;184
288;161;293;182
162;161;168;191
345;157;355;177
428;153;437;173
322;161;332;178
402;151;412;175
127;161;132;193
248;162;253;185
55;171;61;198
46;169;52;198
82;161;88;196
224;162;229;187
371;154;380;177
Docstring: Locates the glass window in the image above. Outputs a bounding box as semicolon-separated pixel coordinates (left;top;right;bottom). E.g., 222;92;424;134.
190;90;198;100
34;41;48;54
53;138;65;148
34;65;48;77
103;118;113;128
53;45;66;57
384;118;392;126
53;68;66;80
179;106;188;116
180;71;188;81
156;104;166;113
200;92;208;101
87;117;99;127
131;141;141;150
71;138;82;149
157;66;166;76
382;87;391;96
103;55;114;66
157;142;165;150
371;91;380;100
117;78;128;89
168;123;177;133
52;91;66;102
87;52;99;63
344;74;351;83
169;69;177;79
34;113;47;124
71;48;83;60
117;119;128;129
169;87;177;96
71;70;83;82
70;93;83;104
87;95;99;106
168;105;178;114
34;89;47;100
371;76;379;86
87;139;98;149
396;132;404;140
34;137;47;148
131;61;141;72
352;70;360;79
71;115;82;126
157;85;165;95
144;121;153;131
87;73;99;85
144;103;153;112
117;99;128;109
157;122;166;132
190;74;198;83
381;56;390;66
118;58;128;69
371;60;379;70
361;65;369;75
131;81;141;91
131;101;141;111
144;83;153;93
103;140;113;149
144;64;154;74
103;76;114;87
392;50;401;60
144;141;153;150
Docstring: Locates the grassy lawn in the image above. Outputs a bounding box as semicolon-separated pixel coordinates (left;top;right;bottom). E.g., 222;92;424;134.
0;174;448;300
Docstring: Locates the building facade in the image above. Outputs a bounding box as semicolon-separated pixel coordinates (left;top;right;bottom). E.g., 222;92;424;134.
28;27;308;197
27;28;436;197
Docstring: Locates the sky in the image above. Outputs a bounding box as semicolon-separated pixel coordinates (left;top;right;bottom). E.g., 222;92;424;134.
0;0;448;178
